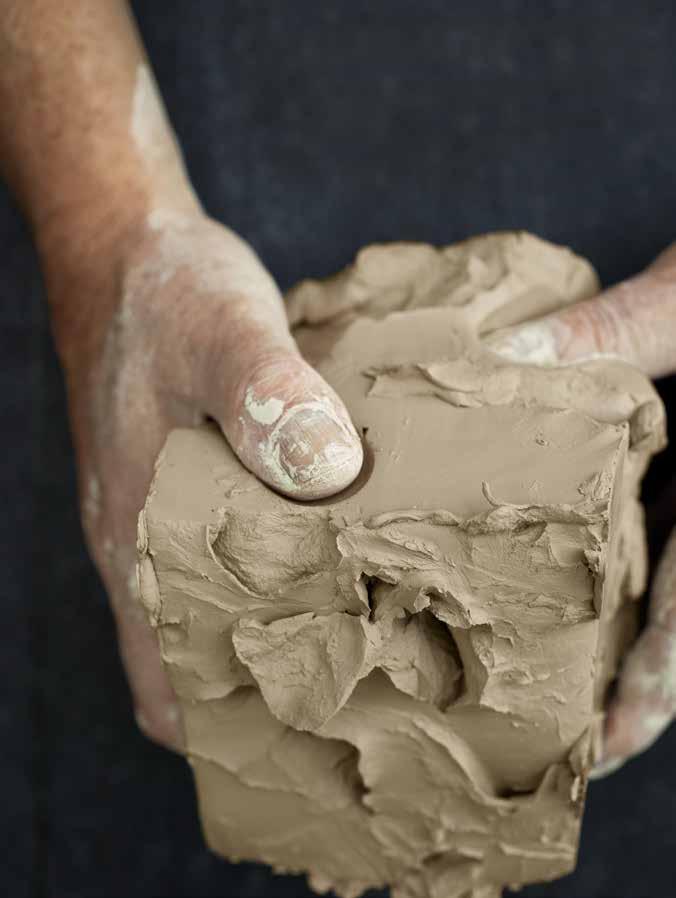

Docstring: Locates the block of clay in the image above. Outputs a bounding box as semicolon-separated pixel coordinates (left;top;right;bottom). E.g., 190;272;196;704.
138;233;666;898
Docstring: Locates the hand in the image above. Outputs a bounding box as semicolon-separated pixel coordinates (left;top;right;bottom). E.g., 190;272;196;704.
0;1;363;753
490;244;676;774
56;210;362;750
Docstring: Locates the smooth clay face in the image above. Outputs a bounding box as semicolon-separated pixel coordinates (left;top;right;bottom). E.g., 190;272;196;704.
138;233;666;898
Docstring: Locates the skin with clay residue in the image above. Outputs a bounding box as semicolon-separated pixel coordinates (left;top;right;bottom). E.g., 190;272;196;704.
0;1;361;750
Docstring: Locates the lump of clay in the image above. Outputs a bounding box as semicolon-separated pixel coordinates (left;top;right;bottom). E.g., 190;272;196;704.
137;232;666;898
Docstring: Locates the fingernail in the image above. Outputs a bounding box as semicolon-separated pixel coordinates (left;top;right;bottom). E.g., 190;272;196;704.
588;756;626;780
261;402;363;500
487;321;560;366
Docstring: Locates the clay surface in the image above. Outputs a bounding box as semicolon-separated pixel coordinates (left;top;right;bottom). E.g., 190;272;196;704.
138;233;666;898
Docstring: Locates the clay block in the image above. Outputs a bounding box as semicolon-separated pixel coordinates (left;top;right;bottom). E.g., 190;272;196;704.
138;233;665;898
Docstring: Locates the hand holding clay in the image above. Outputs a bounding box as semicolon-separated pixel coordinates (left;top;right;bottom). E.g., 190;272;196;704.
0;2;361;749
139;234;666;896
62;212;362;750
491;245;676;772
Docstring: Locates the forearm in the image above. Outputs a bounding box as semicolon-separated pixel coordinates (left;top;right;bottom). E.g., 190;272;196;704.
0;0;199;357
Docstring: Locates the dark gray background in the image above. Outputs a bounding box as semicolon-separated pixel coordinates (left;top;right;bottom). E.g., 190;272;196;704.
3;2;676;896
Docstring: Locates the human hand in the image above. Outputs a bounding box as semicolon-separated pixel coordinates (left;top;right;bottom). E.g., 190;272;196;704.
490;243;676;774
0;3;362;752
54;210;362;750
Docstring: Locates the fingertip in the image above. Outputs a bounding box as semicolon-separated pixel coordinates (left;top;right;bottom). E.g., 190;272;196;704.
605;700;672;762
258;399;364;500
588;755;626;781
589;698;651;780
228;355;364;500
135;702;185;752
486;320;561;366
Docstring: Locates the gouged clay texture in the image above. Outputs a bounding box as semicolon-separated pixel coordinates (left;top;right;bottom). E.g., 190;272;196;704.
138;232;666;898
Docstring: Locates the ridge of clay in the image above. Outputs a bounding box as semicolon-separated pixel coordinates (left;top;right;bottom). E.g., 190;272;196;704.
138;231;666;898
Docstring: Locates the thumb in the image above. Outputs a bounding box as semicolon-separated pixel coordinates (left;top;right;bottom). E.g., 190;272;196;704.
186;244;363;500
220;346;364;500
487;244;676;379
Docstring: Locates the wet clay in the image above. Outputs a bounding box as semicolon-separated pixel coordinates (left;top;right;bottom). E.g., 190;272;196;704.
138;233;666;898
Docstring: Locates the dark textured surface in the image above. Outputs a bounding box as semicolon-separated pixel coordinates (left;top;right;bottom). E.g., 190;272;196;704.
3;1;676;896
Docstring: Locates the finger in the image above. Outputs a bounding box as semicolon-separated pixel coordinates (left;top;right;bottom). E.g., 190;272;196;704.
599;527;676;769
223;350;364;500
103;543;184;751
184;241;363;500
487;244;676;378
122;571;184;750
